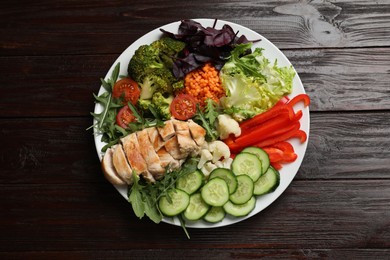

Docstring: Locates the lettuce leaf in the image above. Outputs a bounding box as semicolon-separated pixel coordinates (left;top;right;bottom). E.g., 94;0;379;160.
220;43;295;121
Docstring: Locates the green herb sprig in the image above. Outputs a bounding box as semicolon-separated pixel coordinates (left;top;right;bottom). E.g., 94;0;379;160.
193;98;221;141
127;157;198;238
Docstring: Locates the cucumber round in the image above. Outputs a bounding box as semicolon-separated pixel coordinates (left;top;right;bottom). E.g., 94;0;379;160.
229;175;254;204
176;170;204;195
201;178;229;207
241;147;270;175
209;168;238;194
158;189;190;217
183;193;210;221
203;206;225;223
231;152;262;182
253;166;280;195
223;196;256;217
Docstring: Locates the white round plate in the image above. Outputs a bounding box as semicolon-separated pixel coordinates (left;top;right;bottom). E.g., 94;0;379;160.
93;19;310;228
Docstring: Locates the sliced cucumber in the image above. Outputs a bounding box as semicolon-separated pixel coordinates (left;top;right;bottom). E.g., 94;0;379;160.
231;152;262;182
253;166;280;195
201;178;229;207
183;193;210;221
241;146;270;175
176;170;204;195
203;206;225;223
223;196;256;217
158;189;190;217
209;168;238;194
229;175;254;204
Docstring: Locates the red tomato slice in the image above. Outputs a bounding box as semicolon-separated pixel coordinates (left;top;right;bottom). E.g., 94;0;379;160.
170;94;197;120
112;78;140;105
116;106;136;129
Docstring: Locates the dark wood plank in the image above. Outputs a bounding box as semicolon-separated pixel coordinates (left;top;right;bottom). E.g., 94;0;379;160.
300;111;390;179
0;117;103;184
1;0;389;56
1;249;390;260
0;180;389;250
285;48;390;111
1;111;389;184
1;47;389;117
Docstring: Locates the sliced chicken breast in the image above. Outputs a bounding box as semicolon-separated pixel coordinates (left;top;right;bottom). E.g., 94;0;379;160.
121;133;155;183
157;147;180;170
147;127;165;152
112;144;133;185
136;129;166;179
157;119;176;141
164;136;187;160
187;119;206;147
172;119;200;156
101;146;126;185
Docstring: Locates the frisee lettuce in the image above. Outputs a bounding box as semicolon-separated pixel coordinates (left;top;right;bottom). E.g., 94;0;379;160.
220;43;295;121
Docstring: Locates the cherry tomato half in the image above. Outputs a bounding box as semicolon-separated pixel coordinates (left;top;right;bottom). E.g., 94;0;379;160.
112;78;140;105
116;106;136;129
170;94;197;120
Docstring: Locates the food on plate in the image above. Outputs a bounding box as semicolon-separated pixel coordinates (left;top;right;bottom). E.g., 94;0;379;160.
219;43;295;121
101;119;206;185
92;19;310;233
180;62;225;106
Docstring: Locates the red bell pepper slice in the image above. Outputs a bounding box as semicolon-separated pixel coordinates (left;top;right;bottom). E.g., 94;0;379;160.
228;115;292;152
287;93;310;108
254;122;301;148
262;147;284;163
271;141;294;154
271;162;282;170
291;129;307;143
239;104;295;132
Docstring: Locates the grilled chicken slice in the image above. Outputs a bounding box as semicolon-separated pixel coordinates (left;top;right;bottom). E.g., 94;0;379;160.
157;119;175;141
136;129;166;179
101;146;126;185
112;144;133;185
187;119;206;147
172;119;200;156
121;133;155;183
157;147;180;170
164;136;187;160
102;119;206;186
147;127;165;152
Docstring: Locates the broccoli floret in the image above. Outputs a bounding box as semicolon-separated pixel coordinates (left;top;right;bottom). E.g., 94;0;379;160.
137;98;152;112
151;37;186;68
172;80;185;92
151;92;173;120
128;45;166;81
139;73;171;99
128;38;186;99
151;37;186;56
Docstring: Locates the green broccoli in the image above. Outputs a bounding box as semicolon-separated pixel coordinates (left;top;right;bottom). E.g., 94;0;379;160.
151;92;173;120
128;38;186;99
151;37;186;68
138;72;172;99
172;80;185;92
137;98;152;112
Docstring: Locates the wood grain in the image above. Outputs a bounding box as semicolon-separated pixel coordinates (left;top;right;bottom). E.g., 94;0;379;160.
1;0;389;258
1;249;390;260
0;180;389;250
1;47;389;118
0;112;389;182
1;0;389;56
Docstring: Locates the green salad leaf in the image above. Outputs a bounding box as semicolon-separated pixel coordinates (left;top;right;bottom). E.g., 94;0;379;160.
220;43;295;121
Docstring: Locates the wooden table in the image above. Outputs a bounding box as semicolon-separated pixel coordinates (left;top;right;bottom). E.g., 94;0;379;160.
1;1;389;259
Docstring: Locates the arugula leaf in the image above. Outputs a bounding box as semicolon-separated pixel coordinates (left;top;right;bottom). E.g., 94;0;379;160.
128;172;145;219
193;100;220;141
126;157;199;225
